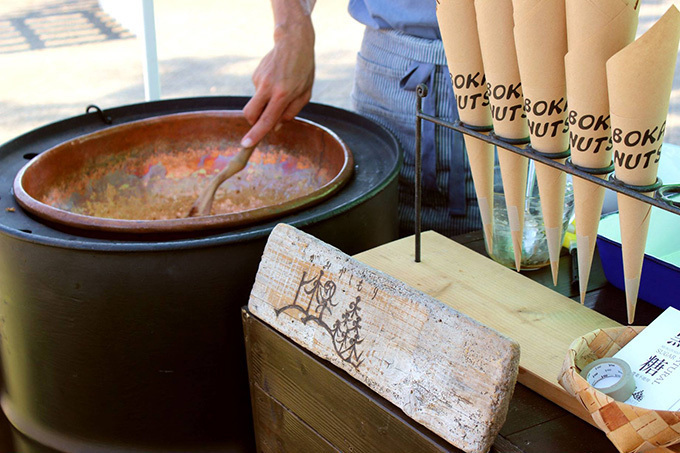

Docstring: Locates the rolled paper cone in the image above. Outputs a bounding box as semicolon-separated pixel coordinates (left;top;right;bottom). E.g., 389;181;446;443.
617;193;653;324
513;0;569;283
513;0;569;153
437;0;495;249
572;176;606;303
535;162;567;286
565;0;639;302
606;6;680;323
608;6;680;186
566;0;638;169
437;0;491;128
497;151;528;270
463;135;495;251
475;0;530;270
512;0;541;24
565;0;637;52
475;0;528;141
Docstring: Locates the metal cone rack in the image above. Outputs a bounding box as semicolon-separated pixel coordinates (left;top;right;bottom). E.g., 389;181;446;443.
413;83;680;262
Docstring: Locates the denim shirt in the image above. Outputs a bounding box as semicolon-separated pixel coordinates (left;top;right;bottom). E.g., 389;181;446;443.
348;0;441;40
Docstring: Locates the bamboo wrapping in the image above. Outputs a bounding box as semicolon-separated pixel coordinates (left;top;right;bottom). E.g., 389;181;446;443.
437;0;495;251
565;0;639;303
606;6;680;324
475;0;529;270
513;0;569;284
559;327;680;453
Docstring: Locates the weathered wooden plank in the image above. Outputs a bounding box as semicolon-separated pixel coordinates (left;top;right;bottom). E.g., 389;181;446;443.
243;308;457;453
248;224;520;453
250;383;339;453
353;231;622;425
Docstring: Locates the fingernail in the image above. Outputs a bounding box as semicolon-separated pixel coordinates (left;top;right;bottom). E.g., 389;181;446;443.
241;137;253;148
274;123;282;132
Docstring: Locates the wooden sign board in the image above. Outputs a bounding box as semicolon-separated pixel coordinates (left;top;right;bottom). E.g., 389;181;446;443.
248;224;520;453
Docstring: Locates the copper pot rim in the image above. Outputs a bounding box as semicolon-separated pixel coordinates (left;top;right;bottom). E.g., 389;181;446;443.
13;110;354;235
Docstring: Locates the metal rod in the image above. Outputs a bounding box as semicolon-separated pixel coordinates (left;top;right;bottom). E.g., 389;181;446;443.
141;0;161;101
414;84;427;262
417;111;680;216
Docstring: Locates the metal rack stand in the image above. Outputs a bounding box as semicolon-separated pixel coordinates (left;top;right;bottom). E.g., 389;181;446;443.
414;83;680;262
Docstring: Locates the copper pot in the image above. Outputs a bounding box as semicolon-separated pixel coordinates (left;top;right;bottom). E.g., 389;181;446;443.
14;111;353;235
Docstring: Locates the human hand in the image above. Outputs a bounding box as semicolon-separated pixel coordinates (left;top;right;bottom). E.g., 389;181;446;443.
241;18;315;148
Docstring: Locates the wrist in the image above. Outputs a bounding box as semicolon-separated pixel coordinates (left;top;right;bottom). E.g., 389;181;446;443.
273;15;315;45
271;0;315;40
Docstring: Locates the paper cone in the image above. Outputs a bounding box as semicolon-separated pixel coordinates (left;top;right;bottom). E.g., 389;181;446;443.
573;176;606;302
475;0;529;270
535;162;567;285
513;0;569;283
565;0;639;302
497;152;528;271
512;0;542;24
606;5;680;323
437;0;494;250
475;0;529;141
608;6;679;186
617;193;653;324
463;135;495;251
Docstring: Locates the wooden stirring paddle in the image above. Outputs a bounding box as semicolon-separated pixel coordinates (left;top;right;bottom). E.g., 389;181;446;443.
187;146;255;217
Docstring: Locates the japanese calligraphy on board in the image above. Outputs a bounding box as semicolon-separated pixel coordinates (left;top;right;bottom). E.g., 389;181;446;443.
248;224;520;453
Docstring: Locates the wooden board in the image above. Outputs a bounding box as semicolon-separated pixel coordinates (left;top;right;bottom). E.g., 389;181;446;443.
249;383;339;453
248;224;521;453
354;231;622;424
243;308;458;453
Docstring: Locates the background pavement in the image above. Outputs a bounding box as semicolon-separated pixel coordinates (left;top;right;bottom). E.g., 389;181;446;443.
0;0;363;145
0;0;679;146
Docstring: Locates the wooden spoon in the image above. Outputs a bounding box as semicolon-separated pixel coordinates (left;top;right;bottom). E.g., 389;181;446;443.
187;146;256;217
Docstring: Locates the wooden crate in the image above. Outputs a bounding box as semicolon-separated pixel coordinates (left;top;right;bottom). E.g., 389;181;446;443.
243;307;514;453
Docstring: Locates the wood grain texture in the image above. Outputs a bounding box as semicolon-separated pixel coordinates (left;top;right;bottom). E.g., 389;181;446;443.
244;308;457;453
248;224;520;453
250;383;339;453
354;231;622;425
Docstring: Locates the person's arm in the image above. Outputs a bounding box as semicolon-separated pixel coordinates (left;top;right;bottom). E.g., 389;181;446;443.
241;0;316;148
